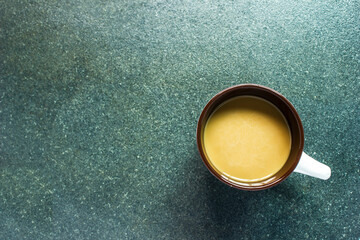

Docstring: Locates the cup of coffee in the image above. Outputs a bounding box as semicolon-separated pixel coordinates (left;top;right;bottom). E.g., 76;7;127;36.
197;84;331;190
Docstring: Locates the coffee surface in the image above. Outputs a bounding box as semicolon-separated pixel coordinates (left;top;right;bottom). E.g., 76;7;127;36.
204;96;291;182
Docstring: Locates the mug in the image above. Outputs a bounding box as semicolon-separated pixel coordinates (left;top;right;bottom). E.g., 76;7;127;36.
197;84;331;190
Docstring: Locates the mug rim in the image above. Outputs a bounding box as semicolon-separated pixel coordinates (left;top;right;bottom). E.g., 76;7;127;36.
196;84;304;190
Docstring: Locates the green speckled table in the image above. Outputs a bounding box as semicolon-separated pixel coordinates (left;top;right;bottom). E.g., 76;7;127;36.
1;0;359;239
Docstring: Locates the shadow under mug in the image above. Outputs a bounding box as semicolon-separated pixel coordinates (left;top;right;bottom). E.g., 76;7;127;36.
197;84;331;191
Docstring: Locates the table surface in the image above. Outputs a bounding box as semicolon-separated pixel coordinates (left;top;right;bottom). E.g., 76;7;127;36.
1;0;359;239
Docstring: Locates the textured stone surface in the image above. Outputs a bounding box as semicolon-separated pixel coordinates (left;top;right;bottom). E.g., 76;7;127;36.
1;0;359;239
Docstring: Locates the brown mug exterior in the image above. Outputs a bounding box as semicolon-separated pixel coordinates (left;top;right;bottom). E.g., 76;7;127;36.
197;84;305;190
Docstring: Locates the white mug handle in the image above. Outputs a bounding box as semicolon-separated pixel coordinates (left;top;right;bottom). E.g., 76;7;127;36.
294;152;331;180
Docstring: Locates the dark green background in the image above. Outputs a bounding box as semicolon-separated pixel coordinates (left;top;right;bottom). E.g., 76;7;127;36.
1;0;359;239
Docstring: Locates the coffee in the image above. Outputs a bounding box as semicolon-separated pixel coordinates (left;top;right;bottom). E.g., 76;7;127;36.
203;96;291;182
